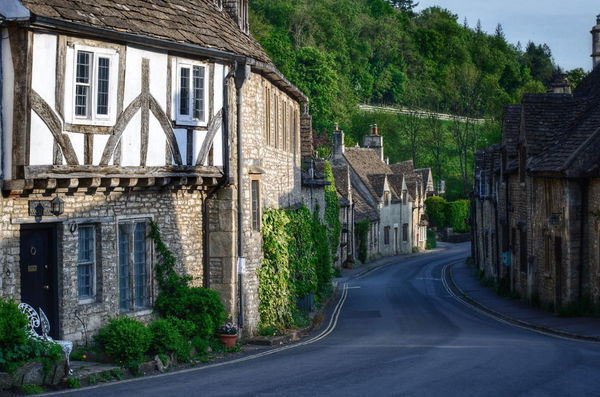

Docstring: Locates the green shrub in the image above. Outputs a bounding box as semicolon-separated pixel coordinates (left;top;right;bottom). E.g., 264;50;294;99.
148;319;191;362
154;287;226;339
19;384;44;395
445;200;470;232
164;317;197;339
94;317;152;368
149;222;227;340
425;196;447;229
286;206;318;299
191;336;210;356
66;378;81;389
355;221;369;263
0;299;29;350
323;161;341;257
313;209;333;302
426;229;437;249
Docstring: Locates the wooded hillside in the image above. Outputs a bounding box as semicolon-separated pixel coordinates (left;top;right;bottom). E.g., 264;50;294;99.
249;0;577;198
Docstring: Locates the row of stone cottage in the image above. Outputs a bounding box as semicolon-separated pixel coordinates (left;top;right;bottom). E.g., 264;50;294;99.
472;15;600;311
0;0;435;343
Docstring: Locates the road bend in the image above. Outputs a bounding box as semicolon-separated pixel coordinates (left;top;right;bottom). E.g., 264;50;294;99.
48;243;600;397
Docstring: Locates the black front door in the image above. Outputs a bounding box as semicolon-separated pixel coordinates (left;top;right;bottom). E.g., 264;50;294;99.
20;224;59;338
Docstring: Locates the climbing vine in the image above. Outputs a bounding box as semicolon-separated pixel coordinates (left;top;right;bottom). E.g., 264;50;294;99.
323;161;341;256
355;221;369;263
259;204;335;332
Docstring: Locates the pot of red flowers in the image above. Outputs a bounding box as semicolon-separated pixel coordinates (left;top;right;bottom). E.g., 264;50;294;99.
217;322;238;348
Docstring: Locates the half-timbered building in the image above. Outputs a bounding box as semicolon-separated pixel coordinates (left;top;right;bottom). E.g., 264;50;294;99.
0;0;308;341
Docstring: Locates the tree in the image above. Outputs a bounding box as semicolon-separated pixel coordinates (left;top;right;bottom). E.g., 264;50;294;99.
565;68;588;91
387;0;419;14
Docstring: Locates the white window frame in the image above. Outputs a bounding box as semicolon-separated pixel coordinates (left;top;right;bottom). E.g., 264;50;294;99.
172;58;209;127
65;45;119;126
77;224;97;303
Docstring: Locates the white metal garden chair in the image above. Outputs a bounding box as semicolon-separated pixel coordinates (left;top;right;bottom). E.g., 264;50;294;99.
18;303;73;375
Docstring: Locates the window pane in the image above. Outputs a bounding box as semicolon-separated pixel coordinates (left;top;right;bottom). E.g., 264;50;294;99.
78;264;92;297
193;66;205;120
97;57;110;115
119;224;130;310
179;67;190;116
134;222;147;308
78;226;94;262
75;85;89;117
76;51;91;84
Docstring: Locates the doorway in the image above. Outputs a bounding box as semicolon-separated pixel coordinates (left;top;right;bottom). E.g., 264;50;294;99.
20;224;59;338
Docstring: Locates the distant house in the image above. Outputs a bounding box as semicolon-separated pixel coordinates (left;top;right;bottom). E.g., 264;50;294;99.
331;125;433;262
0;0;310;341
472;15;600;311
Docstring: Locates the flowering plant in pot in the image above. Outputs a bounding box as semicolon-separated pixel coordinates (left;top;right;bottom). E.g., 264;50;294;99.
217;322;238;347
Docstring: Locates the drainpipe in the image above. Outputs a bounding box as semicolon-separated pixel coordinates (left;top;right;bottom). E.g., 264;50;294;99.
202;66;233;288
578;178;589;302
234;61;250;329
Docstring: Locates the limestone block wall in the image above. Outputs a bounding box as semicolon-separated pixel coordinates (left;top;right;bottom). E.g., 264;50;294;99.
586;179;600;303
0;188;204;343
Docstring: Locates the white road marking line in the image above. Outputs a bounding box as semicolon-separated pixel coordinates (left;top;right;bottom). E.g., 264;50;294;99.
41;284;351;396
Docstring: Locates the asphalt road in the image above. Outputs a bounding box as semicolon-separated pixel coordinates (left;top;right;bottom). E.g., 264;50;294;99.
51;243;600;396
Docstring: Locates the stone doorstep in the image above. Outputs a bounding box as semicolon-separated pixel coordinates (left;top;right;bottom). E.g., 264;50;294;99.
68;361;122;383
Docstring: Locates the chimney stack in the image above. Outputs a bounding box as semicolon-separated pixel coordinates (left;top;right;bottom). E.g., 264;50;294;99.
592;14;600;68
332;123;345;160
549;71;571;94
223;0;249;34
363;124;384;162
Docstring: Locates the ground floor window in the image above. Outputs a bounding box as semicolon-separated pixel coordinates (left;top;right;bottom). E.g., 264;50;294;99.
77;225;97;300
119;219;151;311
403;223;409;242
384;226;390;245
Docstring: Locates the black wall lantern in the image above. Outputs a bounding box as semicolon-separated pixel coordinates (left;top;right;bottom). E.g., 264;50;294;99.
50;197;64;217
29;196;65;223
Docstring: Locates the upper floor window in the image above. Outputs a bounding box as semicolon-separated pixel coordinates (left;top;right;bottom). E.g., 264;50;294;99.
66;46;119;126
173;59;208;126
383;191;390;206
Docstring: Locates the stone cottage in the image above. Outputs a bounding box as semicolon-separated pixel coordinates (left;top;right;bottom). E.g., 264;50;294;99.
0;0;310;341
472;15;600;311
331;126;417;262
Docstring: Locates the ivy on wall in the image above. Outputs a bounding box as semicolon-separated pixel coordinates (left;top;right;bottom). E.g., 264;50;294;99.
323;161;341;257
259;204;336;332
355;221;369;263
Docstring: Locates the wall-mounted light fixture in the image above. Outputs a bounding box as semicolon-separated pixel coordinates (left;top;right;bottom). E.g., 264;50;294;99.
29;197;65;223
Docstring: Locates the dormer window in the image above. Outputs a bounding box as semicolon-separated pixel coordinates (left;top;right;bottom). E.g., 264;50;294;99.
65;45;119;126
383;191;390;206
173;59;208;126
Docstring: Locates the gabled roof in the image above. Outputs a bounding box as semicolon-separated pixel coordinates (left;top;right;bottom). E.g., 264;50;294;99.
414;168;434;192
502;105;521;161
344;147;394;201
353;189;379;223
332;165;351;206
16;0;307;102
21;0;270;62
389;160;414;176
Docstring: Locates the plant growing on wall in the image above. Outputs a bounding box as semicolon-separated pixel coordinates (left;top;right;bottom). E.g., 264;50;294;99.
355;221;370;263
323;161;341;257
258;209;294;331
286;206;318;299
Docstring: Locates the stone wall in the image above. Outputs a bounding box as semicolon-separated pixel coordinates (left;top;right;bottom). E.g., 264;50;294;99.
208;72;303;336
0;187;205;343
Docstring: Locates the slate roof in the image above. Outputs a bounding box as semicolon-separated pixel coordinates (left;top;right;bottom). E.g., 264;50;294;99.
344;147;394;201
353;189;379;223
21;0;271;63
332;165;351;207
389;160;414;176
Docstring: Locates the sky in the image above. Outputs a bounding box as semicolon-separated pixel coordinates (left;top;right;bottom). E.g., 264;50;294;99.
414;0;599;71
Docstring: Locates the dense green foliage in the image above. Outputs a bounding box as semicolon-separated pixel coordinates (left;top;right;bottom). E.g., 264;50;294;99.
250;1;559;129
0;299;62;373
426;229;437;249
250;1;572;198
148;319;191;362
149;222;227;339
355;221;370;263
94;317;152;368
259;203;336;332
424;196;447;229
425;196;470;232
323;162;341;257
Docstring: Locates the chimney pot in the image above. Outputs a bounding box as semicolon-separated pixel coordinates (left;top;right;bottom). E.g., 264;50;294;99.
373;124;378;136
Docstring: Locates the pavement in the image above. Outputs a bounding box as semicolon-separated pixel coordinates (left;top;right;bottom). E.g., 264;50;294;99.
447;252;600;342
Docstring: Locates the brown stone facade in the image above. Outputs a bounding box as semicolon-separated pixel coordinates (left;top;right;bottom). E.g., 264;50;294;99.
0;187;204;342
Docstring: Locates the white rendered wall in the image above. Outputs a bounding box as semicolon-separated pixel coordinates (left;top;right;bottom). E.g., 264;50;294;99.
2;28;14;178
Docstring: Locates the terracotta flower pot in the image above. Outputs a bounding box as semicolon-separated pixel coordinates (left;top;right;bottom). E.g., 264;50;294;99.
218;334;237;348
